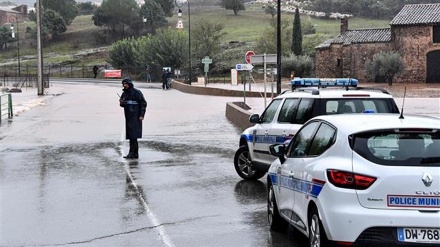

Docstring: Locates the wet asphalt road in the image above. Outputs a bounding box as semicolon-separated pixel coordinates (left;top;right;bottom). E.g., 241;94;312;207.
1;80;439;247
0;81;306;247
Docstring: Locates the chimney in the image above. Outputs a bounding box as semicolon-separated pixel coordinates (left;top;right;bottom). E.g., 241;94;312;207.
340;17;348;34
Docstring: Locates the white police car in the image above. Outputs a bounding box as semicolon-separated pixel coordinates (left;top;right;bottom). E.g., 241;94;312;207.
267;113;440;247
234;78;400;180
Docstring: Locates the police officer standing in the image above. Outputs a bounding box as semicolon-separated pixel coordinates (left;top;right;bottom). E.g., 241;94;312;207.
119;78;147;159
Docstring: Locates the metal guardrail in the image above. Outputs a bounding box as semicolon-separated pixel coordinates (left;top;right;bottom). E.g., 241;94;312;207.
0;93;13;124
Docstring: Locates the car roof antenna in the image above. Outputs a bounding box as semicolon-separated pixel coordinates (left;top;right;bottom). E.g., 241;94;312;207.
399;87;406;119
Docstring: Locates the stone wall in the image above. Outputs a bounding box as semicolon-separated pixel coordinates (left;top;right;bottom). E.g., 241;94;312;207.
171;80;277;98
315;43;392;82
392;26;433;83
225;102;254;131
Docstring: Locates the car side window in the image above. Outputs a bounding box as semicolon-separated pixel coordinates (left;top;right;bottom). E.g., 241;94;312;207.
292;98;314;124
308;123;336;156
277;98;299;123
260;99;282;123
288;121;319;157
325;99;395;114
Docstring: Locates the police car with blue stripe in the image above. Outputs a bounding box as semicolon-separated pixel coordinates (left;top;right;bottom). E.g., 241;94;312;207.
267;113;440;247
233;78;400;180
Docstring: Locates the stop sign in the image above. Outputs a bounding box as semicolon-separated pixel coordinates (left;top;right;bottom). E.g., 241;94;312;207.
245;51;255;64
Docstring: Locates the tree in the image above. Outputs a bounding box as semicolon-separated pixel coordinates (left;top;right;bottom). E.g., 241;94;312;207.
0;26;12;50
108;30;188;74
264;4;276;19
92;0;140;37
92;7;109;28
191;19;226;65
77;2;98;15
256;19;292;57
42;0;78;25
221;0;245;15
140;1;168;35
148;29;188;70
292;8;302;56
365;51;404;85
43;9;67;38
152;0;175;17
282;54;314;78
108;38;138;69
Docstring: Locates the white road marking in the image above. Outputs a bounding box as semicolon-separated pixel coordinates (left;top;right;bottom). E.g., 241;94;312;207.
119;137;175;247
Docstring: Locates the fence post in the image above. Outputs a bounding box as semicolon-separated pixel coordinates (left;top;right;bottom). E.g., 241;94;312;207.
8;93;13;118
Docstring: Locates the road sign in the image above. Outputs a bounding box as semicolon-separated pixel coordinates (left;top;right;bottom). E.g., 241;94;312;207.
250;54;277;64
176;19;183;29
236;64;254;71
245;51;255;64
202;56;212;73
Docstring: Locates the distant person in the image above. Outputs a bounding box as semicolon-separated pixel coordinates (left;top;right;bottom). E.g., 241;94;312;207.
93;65;99;78
145;65;152;82
161;69;168;90
119;78;147;159
166;69;172;88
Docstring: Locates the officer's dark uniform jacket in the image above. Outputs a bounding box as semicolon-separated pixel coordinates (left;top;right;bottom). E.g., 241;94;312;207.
119;80;147;140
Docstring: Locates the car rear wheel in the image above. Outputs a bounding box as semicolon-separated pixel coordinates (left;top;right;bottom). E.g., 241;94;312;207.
234;145;265;180
308;207;330;247
268;184;288;232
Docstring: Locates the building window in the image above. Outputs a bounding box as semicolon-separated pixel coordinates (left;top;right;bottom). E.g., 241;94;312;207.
434;26;440;43
337;58;341;67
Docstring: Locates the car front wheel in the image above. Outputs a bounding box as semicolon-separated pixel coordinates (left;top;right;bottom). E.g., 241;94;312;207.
268;184;288;232
233;145;265;180
308;207;330;247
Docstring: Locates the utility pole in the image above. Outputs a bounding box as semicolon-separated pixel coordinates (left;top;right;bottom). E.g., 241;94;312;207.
9;15;20;77
36;0;44;95
276;0;281;94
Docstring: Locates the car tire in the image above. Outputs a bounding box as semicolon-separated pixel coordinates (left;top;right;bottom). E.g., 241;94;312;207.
234;145;265;180
268;183;288;232
308;207;330;247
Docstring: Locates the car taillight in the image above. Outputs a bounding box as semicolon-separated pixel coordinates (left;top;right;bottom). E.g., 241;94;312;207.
327;169;376;190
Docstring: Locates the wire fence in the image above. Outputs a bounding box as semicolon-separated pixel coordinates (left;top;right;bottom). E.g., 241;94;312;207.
0;64;273;87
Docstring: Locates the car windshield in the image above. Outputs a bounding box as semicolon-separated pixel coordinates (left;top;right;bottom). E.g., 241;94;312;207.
351;129;440;166
322;98;398;114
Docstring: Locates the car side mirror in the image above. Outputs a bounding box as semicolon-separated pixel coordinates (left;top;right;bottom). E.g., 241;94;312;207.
249;114;260;123
269;144;286;163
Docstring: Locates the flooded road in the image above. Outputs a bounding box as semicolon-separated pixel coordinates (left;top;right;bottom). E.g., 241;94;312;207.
0;82;304;247
1;81;438;247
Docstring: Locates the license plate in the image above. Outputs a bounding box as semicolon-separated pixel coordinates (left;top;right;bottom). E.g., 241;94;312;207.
398;228;440;243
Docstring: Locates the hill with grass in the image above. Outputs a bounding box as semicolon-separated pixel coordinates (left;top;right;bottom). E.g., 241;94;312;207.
1;1;391;74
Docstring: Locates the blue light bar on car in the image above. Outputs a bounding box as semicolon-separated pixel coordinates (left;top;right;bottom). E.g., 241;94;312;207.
291;78;358;87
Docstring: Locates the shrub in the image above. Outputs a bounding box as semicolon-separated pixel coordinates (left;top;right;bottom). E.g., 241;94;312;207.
282;54;314;78
365;51;404;85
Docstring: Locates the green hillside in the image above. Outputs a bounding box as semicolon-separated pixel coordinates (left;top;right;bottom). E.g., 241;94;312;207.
1;2;391;68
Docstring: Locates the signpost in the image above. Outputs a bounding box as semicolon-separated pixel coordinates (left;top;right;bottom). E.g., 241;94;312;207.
250;54;277;64
235;64;254;71
201;56;212;86
245;51;255;64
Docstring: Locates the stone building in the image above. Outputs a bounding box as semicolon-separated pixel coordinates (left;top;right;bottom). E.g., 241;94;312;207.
0;5;27;25
315;3;440;83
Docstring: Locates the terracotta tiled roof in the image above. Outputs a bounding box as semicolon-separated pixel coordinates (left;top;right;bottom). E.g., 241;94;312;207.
390;3;440;26
316;28;391;49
